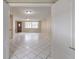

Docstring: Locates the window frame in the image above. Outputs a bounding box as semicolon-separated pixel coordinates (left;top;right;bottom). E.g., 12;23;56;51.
24;21;40;29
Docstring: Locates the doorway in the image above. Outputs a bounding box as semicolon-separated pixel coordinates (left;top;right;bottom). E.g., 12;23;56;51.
16;22;22;32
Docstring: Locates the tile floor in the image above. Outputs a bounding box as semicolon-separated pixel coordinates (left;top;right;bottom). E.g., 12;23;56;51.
10;33;51;59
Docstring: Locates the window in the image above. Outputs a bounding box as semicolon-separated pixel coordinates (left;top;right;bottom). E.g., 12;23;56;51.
25;22;31;28
25;22;39;28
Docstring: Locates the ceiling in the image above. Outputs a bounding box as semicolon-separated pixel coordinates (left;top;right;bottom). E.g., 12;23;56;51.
6;0;57;3
10;7;51;21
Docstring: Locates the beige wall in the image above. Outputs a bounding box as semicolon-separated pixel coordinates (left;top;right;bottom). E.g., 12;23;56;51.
9;14;13;39
41;18;51;39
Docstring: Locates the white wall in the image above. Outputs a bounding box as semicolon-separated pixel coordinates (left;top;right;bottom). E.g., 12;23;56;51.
41;18;51;39
51;0;75;59
3;1;10;59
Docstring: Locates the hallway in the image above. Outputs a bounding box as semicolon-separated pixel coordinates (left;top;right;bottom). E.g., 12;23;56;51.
9;4;51;59
3;0;75;59
10;33;51;59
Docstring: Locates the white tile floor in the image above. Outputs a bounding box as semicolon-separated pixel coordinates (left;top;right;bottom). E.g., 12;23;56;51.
10;33;51;59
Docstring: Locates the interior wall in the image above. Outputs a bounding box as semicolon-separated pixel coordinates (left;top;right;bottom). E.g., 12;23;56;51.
41;18;51;40
13;17;41;34
13;16;16;38
51;0;75;59
9;14;13;39
13;16;51;34
3;1;10;59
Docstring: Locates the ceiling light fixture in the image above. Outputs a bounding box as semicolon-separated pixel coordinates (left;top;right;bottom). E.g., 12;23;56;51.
25;11;31;14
